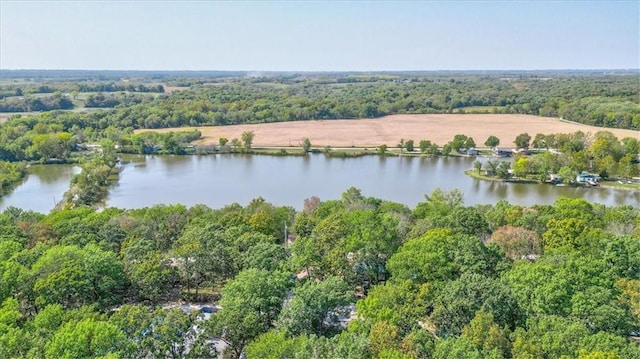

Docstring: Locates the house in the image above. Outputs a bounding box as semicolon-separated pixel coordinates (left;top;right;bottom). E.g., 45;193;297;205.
466;148;480;156
576;172;598;185
549;174;563;184
493;148;512;157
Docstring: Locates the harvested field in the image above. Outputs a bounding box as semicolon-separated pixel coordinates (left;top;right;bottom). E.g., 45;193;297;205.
137;114;640;148
163;86;190;94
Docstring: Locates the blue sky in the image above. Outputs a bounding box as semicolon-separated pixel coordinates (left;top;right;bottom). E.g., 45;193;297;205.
1;1;638;71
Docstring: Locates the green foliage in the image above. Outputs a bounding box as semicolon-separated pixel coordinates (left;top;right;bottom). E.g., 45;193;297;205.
354;280;430;335
543;217;591;252
214;269;292;359
124;251;178;302
513;156;530;178
58;141;119;208
277;276;352;336
387;229;500;284
241;130;255;151
484;135;500;148
308;331;373;359
430;273;519;337
45;319;133;359
404;139;414;152
0;92;73;112
368;320;402;356
433;336;482;359
245;330;304;359
31;244;126;309
413;188;464;219
0;189;638;358
173;221;236;298
512;316;640;359
0;161;27;193
496;160;511;180
290;189;404;290
109;305;217;359
473;160;482;174
460;310;510;358
301;137;312;152
377;144;388;155
514;132;532;149
242;241;288;271
29;132;75;161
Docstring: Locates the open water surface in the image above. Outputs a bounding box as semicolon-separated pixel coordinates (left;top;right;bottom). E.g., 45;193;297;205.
2;154;638;213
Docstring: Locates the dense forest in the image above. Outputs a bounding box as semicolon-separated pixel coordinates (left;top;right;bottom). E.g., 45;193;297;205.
0;189;639;358
1;71;639;129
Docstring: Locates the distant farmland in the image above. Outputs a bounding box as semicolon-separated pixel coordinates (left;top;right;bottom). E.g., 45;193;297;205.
138;114;640;148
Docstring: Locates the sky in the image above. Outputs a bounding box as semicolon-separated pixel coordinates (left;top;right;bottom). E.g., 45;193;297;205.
1;1;638;71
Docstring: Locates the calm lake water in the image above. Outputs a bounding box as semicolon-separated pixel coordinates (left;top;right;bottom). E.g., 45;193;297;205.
2;154;639;214
0;164;79;213
106;154;640;210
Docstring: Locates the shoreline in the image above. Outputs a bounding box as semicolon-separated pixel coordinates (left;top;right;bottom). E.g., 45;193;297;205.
464;169;640;192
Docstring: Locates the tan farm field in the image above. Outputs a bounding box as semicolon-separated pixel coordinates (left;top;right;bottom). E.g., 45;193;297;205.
137;114;640;148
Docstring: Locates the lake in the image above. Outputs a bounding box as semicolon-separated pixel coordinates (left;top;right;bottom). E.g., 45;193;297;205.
0;164;80;213
2;154;638;214
105;154;640;210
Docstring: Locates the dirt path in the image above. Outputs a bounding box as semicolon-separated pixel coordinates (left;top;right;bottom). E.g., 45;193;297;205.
137;114;640;148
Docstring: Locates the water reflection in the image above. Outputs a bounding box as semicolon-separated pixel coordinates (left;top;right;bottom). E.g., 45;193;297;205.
105;155;639;210
0;164;79;213
3;155;638;214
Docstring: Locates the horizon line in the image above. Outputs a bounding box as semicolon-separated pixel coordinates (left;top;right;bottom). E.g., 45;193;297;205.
1;68;639;73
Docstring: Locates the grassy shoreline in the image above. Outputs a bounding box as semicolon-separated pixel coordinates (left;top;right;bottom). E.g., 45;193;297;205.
464;169;506;182
598;180;640;191
465;169;640;192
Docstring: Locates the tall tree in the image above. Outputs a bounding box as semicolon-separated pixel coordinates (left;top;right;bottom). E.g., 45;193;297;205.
173;222;235;298
31;244;126;309
45;319;133;359
241;131;255;151
387;229;499;284
484;135;500;148
404;139;414;152
213;269;291;359
276;276;352;336
464;137;476;149
532;133;547;149
302;137;312;152
473;160;482;174
514;133;532;149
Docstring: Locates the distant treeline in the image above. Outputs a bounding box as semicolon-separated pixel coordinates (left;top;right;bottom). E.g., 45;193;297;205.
0;93;73;112
137;76;637;129
84;93;156;108
1;73;639;129
77;83;164;93
0;83;163;102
